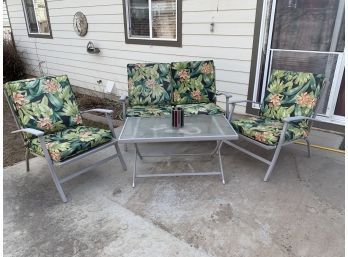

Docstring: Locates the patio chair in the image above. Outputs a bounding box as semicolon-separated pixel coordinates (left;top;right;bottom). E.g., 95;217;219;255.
4;75;127;203
225;69;325;181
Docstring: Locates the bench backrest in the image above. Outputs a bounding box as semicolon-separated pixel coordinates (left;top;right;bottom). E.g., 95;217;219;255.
171;60;216;104
127;63;172;106
127;60;216;106
4;75;82;134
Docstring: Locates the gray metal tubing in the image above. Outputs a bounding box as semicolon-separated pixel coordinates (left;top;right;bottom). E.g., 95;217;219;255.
132;147;137;188
223;140;272;165
25;148;30;172
136;172;221;178
134;143;143;160
114;143;127;171
263;123;289;182
59;154;117;184
304;138;311;158
121;101;127;121
217;142;226;184
38;136;68;203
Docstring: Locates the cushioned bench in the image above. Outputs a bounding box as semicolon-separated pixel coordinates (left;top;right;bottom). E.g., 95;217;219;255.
121;60;231;119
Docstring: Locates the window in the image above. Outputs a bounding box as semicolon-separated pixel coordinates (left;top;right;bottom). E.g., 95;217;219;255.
122;0;182;47
22;0;52;38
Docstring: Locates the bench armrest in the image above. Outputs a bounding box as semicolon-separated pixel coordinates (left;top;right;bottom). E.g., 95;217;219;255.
229;99;260;105
12;128;44;137
216;91;232;118
81;108;113;114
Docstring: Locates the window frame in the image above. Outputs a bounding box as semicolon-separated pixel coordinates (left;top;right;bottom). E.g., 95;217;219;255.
122;0;182;47
21;0;53;39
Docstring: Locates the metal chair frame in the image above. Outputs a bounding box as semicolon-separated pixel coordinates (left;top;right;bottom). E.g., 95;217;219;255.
225;82;326;181
5;91;127;203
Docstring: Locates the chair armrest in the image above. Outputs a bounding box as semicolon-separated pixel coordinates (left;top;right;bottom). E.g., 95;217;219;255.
216;91;232;118
216;91;233;98
229;99;260;105
283;116;316;123
12;128;44;137
81;108;113;114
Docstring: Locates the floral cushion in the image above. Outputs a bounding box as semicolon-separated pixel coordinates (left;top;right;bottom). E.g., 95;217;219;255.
27;126;113;162
4;75;82;134
171;60;216;105
177;103;224;116
127;63;172;106
126;105;172;118
232;117;309;146
260;70;324;122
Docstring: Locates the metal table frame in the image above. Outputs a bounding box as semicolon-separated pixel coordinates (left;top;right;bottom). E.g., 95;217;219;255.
118;116;238;187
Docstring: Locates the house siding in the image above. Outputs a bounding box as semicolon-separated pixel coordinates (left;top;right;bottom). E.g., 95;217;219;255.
7;0;257;113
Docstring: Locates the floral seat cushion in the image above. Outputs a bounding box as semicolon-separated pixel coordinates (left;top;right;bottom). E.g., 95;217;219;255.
126;105;172;118
171;60;216;105
232;117;309;146
127;63;172;106
177;103;224;116
4;75;82;134
260;70;324;122
27;126;113;162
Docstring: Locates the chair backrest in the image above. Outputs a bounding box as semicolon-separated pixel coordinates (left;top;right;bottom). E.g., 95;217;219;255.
171;60;216;105
127;63;172;106
260;69;325;121
4;75;82;134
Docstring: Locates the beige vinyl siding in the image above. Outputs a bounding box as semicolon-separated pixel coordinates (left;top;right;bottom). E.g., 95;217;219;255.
7;0;257;113
3;1;11;28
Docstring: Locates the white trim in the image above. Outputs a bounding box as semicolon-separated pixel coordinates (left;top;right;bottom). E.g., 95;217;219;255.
325;53;345;117
148;0;153;38
252;0;269;108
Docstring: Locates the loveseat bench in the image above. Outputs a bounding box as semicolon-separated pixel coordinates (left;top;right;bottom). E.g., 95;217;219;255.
120;60;231;119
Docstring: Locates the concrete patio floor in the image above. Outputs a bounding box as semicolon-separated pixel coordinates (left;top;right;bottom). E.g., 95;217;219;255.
4;128;344;257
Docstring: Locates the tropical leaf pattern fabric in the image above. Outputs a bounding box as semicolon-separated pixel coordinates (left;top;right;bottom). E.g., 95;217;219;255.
127;63;172;106
260;70;324;122
28;126;113;162
177;103;224;116
232;117;309;146
171;60;216;105
126;105;172;118
4;75;82;134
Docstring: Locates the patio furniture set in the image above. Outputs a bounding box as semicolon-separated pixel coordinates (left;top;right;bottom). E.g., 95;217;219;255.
4;60;325;202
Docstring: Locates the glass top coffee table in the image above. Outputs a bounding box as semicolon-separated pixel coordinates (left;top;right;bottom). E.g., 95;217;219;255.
118;115;238;187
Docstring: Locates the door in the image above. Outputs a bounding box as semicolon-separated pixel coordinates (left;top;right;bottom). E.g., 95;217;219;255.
252;0;345;125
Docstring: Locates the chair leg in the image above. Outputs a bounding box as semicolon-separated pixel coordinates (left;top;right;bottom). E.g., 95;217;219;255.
25;148;30;172
114;143;127;171
124;143;128;152
304;137;311;157
263;143;283;182
46;158;68;203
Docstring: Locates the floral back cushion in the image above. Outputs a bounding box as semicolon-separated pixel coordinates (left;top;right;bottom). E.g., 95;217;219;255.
4;75;82;134
260;70;324;121
171;60;216;105
127;63;172;106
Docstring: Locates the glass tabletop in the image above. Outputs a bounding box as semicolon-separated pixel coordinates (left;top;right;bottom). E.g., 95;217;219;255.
118;115;238;143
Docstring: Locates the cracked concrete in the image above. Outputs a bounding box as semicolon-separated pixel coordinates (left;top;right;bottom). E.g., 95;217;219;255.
4;128;344;257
